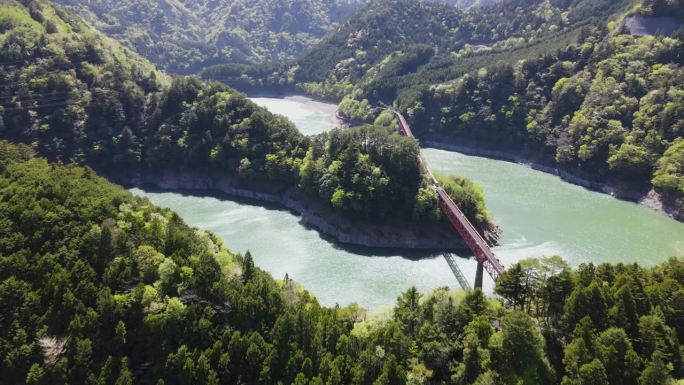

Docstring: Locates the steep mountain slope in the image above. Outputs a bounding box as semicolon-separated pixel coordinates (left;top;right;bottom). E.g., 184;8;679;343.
51;0;366;74
296;0;636;87
403;2;684;218
411;25;683;184
0;141;366;385
292;0;684;219
1;143;682;384
0;0;167;162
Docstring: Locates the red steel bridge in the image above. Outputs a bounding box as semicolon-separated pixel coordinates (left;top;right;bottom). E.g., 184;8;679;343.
391;110;505;288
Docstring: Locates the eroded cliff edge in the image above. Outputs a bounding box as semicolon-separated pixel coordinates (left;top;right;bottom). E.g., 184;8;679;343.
422;139;683;222
114;172;473;251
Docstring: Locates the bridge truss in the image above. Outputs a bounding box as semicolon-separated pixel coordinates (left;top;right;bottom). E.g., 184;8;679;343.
391;110;505;285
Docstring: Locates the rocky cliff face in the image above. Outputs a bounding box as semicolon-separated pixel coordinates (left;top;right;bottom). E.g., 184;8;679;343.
115;172;470;250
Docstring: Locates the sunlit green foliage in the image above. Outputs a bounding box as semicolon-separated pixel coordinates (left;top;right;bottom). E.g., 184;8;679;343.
408;23;684;214
0;144;351;384
496;257;683;385
653;139;684;195
0;0;163;170
436;173;492;230
337;96;374;122
52;0;365;74
300;125;422;220
289;0;684;217
295;0;634;98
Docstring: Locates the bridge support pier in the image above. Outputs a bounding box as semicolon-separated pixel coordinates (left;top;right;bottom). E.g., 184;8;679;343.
474;261;484;289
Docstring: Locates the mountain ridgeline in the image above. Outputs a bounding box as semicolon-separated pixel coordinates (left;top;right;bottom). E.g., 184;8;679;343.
51;0;366;74
294;0;637;90
0;141;682;385
48;0;684;219
49;0;502;77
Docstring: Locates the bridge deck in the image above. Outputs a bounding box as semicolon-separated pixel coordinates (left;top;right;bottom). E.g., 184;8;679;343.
393;111;505;280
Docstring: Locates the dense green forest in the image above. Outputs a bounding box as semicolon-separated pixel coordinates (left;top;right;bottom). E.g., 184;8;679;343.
42;0;683;217
197;0;497;91
50;0;365;74
294;0;636;95
285;0;684;218
1;142;681;385
409;24;684;211
0;0;495;231
1;1;683;384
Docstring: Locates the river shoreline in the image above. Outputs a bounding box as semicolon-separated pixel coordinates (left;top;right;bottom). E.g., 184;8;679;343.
114;172;470;251
242;91;681;221
249;94;347;133
421;139;683;221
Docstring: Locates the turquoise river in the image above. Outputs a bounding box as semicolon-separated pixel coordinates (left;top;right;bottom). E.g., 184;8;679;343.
130;96;684;310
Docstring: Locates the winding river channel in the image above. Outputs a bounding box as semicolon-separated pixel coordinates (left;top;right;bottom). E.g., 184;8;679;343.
130;96;684;310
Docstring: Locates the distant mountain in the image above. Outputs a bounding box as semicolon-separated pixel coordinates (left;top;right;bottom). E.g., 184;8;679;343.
51;0;366;74
196;0;499;91
296;0;638;86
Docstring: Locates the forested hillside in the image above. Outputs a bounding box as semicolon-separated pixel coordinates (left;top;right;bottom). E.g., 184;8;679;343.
50;0;365;74
404;1;684;217
289;0;684;218
0;0;495;231
410;24;684;209
1;1;682;384
1;142;681;385
295;0;636;93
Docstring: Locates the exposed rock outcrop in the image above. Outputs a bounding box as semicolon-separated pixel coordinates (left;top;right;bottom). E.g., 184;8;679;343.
114;172;470;250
